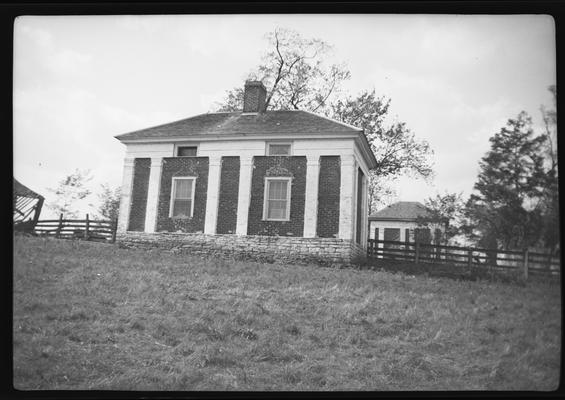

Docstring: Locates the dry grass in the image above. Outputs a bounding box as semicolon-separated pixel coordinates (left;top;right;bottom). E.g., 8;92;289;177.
13;235;561;391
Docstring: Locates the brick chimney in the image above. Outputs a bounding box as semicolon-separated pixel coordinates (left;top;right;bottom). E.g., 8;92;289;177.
243;80;267;113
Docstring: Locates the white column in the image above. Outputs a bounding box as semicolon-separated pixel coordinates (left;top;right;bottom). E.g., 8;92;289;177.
117;157;135;233
338;155;356;240
204;156;222;235
361;172;368;249
236;156;253;236
303;155;320;238
144;157;163;233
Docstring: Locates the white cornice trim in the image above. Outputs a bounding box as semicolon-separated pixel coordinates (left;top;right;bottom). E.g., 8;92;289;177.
355;136;377;170
117;132;360;143
119;131;378;170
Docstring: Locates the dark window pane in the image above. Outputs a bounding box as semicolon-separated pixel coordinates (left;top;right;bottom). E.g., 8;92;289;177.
173;199;192;217
174;179;193;199
177;146;197;157
268;144;291;155
268;200;287;219
383;228;401;249
415;228;431;244
268;180;287;200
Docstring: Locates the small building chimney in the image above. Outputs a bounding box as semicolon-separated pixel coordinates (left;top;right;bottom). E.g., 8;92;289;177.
243;80;267;113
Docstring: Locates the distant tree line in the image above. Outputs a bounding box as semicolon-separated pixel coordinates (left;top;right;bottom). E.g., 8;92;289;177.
417;86;558;254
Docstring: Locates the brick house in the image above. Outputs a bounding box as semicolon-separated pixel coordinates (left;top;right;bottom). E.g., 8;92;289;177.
369;201;446;245
115;81;377;264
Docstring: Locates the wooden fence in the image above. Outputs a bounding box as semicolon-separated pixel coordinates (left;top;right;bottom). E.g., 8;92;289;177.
367;239;560;279
34;214;118;243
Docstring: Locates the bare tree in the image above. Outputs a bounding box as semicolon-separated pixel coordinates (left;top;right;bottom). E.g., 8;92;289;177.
217;28;350;112
47;169;93;218
216;28;435;209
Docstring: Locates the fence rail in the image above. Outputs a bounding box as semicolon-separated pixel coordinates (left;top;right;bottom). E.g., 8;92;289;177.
367;238;560;279
34;214;118;243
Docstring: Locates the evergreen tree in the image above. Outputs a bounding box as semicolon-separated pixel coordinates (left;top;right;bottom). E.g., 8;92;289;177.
465;111;548;250
97;184;121;221
539;85;559;253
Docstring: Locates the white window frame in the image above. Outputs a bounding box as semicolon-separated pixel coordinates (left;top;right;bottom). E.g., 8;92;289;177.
265;142;293;156
263;177;292;221
175;144;199;157
169;177;197;218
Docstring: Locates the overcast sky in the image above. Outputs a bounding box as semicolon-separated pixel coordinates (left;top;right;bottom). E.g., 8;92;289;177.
13;14;556;218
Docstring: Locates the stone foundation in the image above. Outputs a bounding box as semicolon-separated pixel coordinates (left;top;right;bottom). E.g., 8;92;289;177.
117;231;366;265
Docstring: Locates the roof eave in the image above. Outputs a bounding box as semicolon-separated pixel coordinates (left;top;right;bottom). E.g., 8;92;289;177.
115;130;364;144
368;217;420;222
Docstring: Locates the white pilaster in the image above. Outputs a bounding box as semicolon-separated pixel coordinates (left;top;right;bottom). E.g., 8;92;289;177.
144;157;163;233
236;156;253;236
303;156;320;238
338;155;356;240
117;157;135;233
204;156;222;235
360;172;368;249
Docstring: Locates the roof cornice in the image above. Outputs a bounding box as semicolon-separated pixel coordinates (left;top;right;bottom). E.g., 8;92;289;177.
368;217;419;222
118;131;378;170
117;131;361;144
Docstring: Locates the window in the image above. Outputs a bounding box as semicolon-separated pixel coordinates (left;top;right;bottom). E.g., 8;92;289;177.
176;146;197;157
169;177;196;218
414;228;431;244
263;177;291;220
267;143;291;156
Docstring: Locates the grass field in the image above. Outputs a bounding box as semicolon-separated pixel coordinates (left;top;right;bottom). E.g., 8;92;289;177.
13;235;561;391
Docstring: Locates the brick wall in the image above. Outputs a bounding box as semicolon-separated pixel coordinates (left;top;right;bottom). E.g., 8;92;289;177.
156;157;209;233
118;231;362;265
247;156;306;237
316;156;340;238
216;156;240;234
128;158;151;231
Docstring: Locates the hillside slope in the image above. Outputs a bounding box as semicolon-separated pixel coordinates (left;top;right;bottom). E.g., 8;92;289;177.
13;236;561;390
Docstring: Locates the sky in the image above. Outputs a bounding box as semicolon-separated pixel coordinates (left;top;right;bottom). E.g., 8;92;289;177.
13;14;556;218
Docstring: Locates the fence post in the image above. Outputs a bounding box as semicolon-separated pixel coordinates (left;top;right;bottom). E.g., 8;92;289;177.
467;249;473;268
55;213;63;238
415;242;420;264
111;218;118;243
84;214;90;240
523;248;529;281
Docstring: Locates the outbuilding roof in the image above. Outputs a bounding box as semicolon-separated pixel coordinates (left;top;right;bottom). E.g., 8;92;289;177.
115;110;362;141
369;201;430;221
14;178;43;199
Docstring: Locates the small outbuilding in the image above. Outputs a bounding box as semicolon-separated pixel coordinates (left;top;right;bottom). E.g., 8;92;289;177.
13;178;44;232
368;201;446;245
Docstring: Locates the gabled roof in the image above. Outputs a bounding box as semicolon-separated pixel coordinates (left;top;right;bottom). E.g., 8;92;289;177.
369;201;430;221
115;110;362;141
